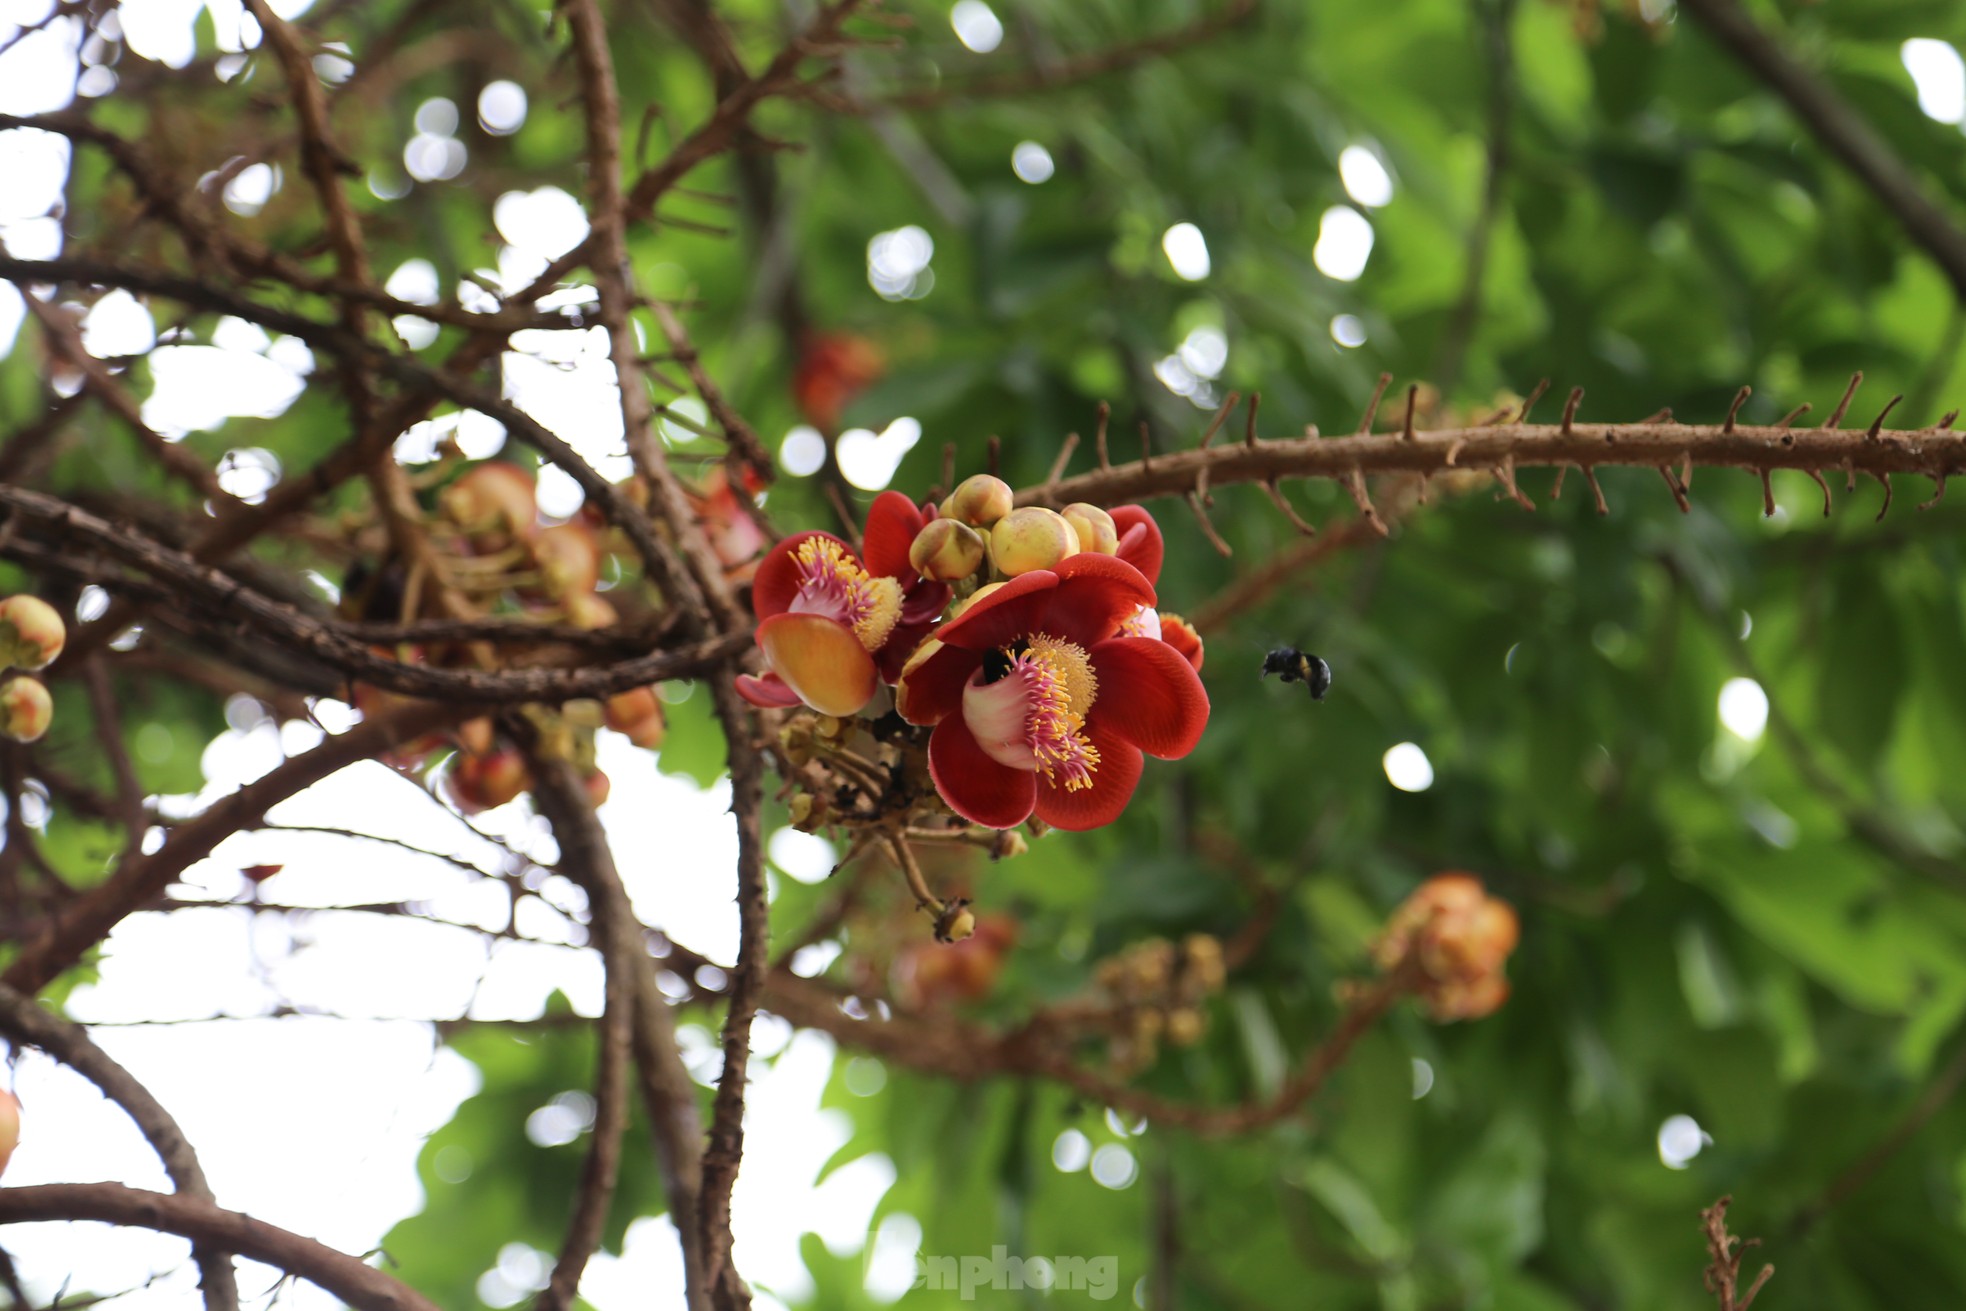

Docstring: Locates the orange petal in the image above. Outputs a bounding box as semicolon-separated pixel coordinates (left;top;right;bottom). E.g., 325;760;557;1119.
758;612;879;716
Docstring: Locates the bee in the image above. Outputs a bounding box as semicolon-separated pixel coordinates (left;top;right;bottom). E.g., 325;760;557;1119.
1260;647;1332;700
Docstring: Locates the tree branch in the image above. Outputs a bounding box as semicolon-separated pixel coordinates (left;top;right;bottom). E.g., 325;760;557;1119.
2;701;466;994
0;1184;437;1311
1016;409;1966;514
0;984;240;1311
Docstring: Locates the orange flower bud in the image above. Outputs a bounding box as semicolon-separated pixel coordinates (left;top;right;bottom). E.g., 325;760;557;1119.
0;675;53;743
990;507;1080;576
444;747;531;813
0;595;66;671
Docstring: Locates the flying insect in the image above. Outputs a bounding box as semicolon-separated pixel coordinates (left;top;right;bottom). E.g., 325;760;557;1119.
1261;647;1332;700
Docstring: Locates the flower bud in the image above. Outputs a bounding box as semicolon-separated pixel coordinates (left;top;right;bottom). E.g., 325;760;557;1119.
990;507;1080;576
563;591;618;630
0;595;66;671
455;717;496;757
583;769;612;808
991;830;1028;860
444;747;531;813
605;687;666;749
0;675;52;743
532;522;603;597
1059;503;1118;555
1166;1008;1206;1046
788;791;825;831
440;461;538;547
933;898;977;944
778;719;817;768
943;474;1014;527
908;518;986;582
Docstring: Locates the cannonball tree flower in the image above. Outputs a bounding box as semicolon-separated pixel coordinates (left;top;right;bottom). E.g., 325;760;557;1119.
896;554;1209;831
1117;605;1206;671
737;491;948;715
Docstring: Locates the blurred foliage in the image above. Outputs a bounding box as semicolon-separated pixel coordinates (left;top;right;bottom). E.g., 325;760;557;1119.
17;0;1966;1305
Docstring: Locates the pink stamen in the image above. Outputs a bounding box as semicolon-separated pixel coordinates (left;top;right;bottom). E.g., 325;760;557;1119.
789;537;901;652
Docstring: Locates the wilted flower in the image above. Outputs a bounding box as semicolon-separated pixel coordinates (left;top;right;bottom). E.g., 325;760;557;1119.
1374;873;1520;1021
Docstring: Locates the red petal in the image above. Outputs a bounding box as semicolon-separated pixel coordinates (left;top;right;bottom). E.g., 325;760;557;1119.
1035;721;1142;831
900;579;950;627
929;715;1037;829
1111;506;1164;586
1042;554;1157;649
735;671;804;708
895;639;980;724
751;531;852;620
1160;614;1205;671
1087;636;1210;758
758;612;879;716
862;491;924;581
934;570;1058;652
876;617;936;684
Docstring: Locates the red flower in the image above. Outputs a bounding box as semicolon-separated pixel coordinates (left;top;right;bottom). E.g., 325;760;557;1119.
1110;505;1164;585
737;492;946;715
686;465;768;580
895;554;1209;831
792;332;884;433
1159;613;1204;671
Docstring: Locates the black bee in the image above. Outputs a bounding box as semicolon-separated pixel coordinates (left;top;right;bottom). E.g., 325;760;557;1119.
1261;647;1332;700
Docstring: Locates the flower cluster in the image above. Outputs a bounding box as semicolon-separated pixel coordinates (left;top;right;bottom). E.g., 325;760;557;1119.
347;458;704;809
0;594;65;744
737;475;1209;833
1372;873;1520;1021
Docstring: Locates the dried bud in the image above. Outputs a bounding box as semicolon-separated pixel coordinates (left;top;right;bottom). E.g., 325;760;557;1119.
991;829;1028;860
933;898;977;944
1166;1008;1206;1046
0;595;66;671
778;719;817;768
943;474;1015;527
0;675;52;743
908;518;987;582
1183;934;1226;992
788;791;825;831
990;507;1080;577
1059;503;1119;555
